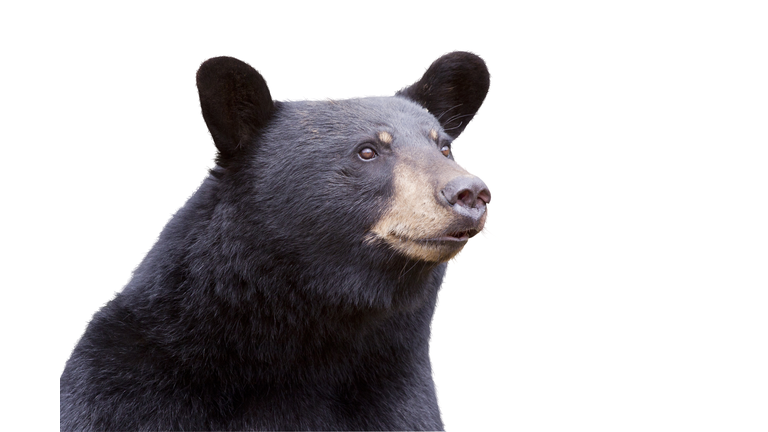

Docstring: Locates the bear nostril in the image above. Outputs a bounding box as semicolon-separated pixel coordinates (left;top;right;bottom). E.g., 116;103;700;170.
477;188;491;205
456;189;473;208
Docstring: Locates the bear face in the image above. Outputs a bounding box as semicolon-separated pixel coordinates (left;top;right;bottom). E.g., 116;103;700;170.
231;98;489;265
61;52;490;431
198;53;491;268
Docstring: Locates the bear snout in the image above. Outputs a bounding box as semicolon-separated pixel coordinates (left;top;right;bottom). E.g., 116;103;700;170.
441;175;491;221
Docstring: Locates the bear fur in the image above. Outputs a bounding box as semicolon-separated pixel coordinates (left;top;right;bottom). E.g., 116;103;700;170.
60;51;490;431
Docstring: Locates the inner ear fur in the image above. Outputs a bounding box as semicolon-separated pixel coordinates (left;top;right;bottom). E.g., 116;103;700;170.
196;57;275;162
397;51;490;138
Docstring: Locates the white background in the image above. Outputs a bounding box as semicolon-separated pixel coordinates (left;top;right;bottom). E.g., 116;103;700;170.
1;1;767;430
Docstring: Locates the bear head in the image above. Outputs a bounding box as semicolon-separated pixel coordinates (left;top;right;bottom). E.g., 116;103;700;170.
195;52;490;279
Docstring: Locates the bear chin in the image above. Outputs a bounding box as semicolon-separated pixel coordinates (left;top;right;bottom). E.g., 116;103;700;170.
369;226;482;263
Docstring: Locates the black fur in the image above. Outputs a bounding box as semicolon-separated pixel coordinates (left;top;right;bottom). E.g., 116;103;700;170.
61;52;490;431
397;51;490;138
197;56;276;165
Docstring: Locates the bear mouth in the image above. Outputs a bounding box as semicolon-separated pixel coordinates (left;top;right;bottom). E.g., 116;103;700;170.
370;223;483;262
417;228;480;243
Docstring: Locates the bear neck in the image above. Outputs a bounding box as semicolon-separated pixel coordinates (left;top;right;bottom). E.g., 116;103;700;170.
120;175;446;380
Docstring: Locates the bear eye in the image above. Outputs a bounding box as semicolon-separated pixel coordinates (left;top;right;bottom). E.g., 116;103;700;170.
358;147;377;161
440;145;451;157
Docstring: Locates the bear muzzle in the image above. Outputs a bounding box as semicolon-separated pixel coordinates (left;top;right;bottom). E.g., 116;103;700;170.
367;163;491;262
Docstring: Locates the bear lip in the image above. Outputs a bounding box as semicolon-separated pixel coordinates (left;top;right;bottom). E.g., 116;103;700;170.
387;227;479;245
416;228;480;243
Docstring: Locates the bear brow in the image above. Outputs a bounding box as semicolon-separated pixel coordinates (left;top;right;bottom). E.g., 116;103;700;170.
378;131;393;145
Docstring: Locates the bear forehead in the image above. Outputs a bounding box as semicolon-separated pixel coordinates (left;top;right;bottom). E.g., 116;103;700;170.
285;97;441;138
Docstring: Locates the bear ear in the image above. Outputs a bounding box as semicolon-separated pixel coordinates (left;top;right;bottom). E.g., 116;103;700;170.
397;51;490;138
196;57;275;161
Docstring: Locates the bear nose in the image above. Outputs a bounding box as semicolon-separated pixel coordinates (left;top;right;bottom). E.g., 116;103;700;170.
442;176;491;210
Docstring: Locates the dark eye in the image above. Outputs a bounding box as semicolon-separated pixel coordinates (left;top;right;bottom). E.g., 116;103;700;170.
440;145;451;157
358;147;377;160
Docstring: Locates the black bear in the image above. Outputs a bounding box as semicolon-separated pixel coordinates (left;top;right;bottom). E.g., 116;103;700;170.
60;51;491;431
